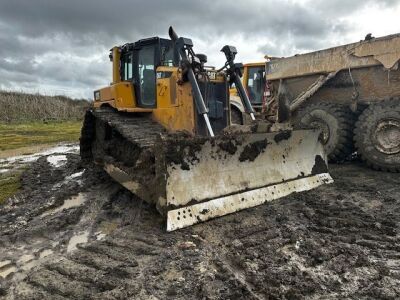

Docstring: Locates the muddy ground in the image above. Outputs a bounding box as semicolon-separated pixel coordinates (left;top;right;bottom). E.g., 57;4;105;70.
0;146;399;299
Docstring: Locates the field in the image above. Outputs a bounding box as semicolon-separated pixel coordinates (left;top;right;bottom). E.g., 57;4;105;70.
0;113;398;298
0;90;87;204
0;92;399;299
0;121;82;204
0;121;82;153
0;153;399;299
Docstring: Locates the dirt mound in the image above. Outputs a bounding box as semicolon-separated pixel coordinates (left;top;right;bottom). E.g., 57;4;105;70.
0;153;399;299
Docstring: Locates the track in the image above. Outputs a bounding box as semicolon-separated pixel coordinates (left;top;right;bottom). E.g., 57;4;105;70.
80;107;169;204
93;108;164;146
1;151;399;299
81;107;166;166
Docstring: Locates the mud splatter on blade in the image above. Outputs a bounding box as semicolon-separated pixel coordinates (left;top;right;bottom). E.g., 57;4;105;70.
156;129;333;231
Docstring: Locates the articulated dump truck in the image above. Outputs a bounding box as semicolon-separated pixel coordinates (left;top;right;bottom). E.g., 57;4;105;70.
80;27;333;231
233;33;400;172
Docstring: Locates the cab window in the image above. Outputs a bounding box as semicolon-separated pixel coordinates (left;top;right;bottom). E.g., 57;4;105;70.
247;66;265;104
138;45;156;106
122;53;133;80
161;45;175;66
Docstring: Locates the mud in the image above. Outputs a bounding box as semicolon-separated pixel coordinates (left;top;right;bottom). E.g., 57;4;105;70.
273;130;292;143
217;139;238;155
1;148;400;299
312;154;329;175
163;136;204;171
239;139;270;162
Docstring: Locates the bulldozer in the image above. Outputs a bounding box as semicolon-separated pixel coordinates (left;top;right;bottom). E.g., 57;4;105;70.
80;27;333;231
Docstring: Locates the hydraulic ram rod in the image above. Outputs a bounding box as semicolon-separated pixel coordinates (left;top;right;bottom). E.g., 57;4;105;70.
221;45;256;120
169;26;214;137
232;74;256;121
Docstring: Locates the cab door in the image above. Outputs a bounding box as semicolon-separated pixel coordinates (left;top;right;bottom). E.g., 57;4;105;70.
135;44;157;108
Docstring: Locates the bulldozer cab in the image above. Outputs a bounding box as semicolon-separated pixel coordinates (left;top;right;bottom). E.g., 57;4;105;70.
106;36;231;137
118;38;178;108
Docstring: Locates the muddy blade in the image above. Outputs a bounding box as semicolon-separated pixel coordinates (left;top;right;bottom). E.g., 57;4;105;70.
157;129;333;231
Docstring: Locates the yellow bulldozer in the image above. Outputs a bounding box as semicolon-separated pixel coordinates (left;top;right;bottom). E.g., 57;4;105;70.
80;27;333;231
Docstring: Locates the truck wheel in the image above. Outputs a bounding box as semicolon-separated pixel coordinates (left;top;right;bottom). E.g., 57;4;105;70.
354;99;400;172
231;107;243;125
294;103;354;162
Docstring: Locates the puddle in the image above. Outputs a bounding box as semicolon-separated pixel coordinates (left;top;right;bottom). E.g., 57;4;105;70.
0;248;56;279
65;170;84;181
0;260;12;269
67;231;89;252
41;193;86;217
0;144;79;169
17;254;35;264
0;260;17;279
47;155;67;168
0;264;17;279
365;199;382;209
39;249;54;258
53;170;85;189
20;260;40;272
95;231;106;241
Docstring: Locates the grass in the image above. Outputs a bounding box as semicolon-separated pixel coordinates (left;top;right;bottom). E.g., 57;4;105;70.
0;121;82;152
0;172;22;204
0;120;82;203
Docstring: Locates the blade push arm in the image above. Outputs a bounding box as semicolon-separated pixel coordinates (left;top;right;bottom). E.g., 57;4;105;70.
221;45;256;121
169;26;215;137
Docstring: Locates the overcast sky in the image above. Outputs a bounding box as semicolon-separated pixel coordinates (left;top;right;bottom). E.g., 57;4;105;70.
1;0;400;99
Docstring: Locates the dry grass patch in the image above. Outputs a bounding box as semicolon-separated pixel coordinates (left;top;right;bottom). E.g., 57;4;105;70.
0;121;82;152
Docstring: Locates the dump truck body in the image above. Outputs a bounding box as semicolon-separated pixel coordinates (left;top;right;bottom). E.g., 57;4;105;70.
231;34;400;171
266;33;400;108
263;33;400;171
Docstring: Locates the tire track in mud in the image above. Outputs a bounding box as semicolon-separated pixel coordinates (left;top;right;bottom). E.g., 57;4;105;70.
3;175;173;300
7;223;168;299
0;152;125;298
1;153;400;299
22;242;143;299
188;162;400;299
196;234;265;300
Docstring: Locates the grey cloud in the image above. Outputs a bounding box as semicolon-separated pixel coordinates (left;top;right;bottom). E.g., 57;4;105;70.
0;1;325;41
0;0;398;98
313;0;399;16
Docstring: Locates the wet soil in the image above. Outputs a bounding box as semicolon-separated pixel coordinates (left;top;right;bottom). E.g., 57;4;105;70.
239;139;270;162
0;151;399;299
273;130;292;144
311;155;329;175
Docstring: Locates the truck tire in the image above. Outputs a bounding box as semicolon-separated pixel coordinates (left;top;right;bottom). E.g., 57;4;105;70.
230;106;243;125
294;103;354;162
354;99;400;172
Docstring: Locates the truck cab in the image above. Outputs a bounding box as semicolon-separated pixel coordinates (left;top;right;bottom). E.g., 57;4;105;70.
229;62;265;124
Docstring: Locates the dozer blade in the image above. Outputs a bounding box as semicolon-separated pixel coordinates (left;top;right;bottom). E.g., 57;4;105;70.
96;122;333;231
156;129;333;231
